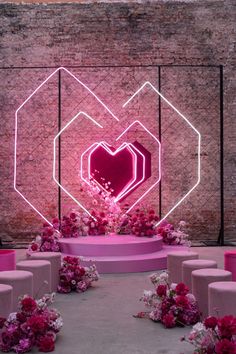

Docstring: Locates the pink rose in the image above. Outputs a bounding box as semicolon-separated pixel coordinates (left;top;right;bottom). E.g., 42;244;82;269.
38;334;55;352
156;285;167;297
21;296;37;314
204;316;218;329
215;339;236;354
162;313;175;328
175;283;189;296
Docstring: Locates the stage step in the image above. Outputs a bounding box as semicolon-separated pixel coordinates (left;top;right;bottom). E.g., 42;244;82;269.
59;235;188;273
58;235;163;257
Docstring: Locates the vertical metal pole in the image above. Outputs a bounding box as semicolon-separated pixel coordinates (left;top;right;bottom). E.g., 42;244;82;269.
58;70;62;222
218;65;224;245
158;66;162;219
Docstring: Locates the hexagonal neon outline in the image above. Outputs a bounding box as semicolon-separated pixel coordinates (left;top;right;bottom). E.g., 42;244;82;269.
116;120;161;214
53;112;103;220
123;81;201;227
14;66;119;226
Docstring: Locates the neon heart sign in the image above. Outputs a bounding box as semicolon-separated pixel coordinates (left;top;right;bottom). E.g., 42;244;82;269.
81;141;151;202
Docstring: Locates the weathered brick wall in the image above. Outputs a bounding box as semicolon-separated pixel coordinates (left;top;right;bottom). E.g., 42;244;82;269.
0;1;235;242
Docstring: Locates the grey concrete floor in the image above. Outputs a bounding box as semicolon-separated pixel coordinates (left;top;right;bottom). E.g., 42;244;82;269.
14;246;235;354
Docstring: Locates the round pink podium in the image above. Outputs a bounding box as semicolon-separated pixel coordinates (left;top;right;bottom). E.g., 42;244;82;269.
192;268;232;318
224;250;236;281
58;235;188;273
208;281;236;317
0;250;16;271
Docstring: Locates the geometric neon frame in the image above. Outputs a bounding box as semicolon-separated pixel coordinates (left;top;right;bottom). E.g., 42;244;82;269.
123;82;201;227
53;111;104;220
116;120;161;214
14;67;200;228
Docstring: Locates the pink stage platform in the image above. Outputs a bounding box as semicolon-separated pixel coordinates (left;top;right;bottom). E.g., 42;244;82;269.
58;235;188;273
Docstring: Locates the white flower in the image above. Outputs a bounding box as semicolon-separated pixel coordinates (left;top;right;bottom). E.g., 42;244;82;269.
192;322;206;333
179;220;186;227
159;272;168;281
7;312;17;322
170;283;177;290
143;290;153;297
186;293;196;304
35;235;42;242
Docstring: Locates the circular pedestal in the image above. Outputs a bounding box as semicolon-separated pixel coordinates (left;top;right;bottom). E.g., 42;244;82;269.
59;235;188;273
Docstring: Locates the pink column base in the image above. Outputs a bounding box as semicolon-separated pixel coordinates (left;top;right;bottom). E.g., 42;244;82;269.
0;250;16;271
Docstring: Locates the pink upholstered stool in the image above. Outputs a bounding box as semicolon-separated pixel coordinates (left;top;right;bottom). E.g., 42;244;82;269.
167;251;199;284
28;252;61;292
192;268;232;318
0;250;16;271
208;281;236;317
0;284;13;318
182;259;217;291
0;270;33;311
16;260;51;298
224;251;236;281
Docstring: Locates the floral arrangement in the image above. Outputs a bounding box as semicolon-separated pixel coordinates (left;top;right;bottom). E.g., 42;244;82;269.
182;315;236;353
0;293;63;353
156;220;190;246
27;223;61;254
57;256;99;293
119;208;159;237
134;272;200;328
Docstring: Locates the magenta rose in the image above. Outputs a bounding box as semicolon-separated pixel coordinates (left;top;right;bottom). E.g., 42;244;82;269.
175;283;189;296
38;334;55;352
175;295;189;309
204;316;218;329
156;284;167;297
162;313;176;328
218;316;236;339
21;296;37;314
215;338;236;354
31;243;39;252
27;315;48;334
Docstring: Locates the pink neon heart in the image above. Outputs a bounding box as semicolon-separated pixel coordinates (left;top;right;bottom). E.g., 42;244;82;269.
90;143;136;199
87;141;151;201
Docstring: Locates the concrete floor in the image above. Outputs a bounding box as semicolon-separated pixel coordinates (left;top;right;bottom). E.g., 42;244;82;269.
14;246;235;354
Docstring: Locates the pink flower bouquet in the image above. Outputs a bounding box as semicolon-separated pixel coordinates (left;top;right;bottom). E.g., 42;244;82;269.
0;293;63;353
135;272;200;328
182;315;236;353
57;256;99;293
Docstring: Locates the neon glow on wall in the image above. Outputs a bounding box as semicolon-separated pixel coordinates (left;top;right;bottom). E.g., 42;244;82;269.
14;67;200;228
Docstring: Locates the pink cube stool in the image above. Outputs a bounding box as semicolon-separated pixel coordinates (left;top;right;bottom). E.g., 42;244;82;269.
0;284;13;318
208;281;236;317
224;251;236;281
16;260;51;298
0;270;33;311
167;251;199;284
28;252;61;292
192;268;232;318
0;250;16;271
182;259;217;291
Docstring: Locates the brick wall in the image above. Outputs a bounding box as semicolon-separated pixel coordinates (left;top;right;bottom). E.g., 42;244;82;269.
0;1;235;242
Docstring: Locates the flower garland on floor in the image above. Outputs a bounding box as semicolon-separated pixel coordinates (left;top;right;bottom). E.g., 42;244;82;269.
0;293;63;353
57;256;99;293
134;272;200;328
182;315;236;353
